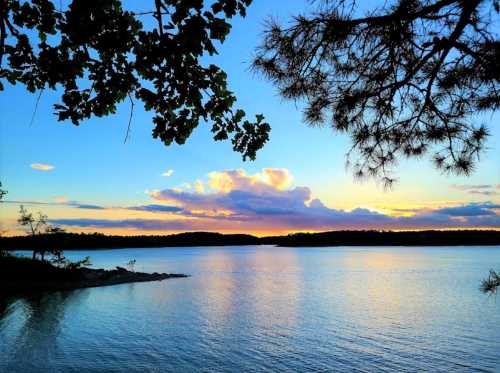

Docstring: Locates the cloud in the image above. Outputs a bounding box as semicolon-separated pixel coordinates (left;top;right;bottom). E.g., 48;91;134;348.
50;218;208;231
433;203;500;217
126;204;184;213
194;180;204;193
207;168;292;193
2;199;105;210
161;169;174;177
451;184;492;190
68;202;105;210
52;200;500;232
54;196;68;203
52;168;500;233
450;184;499;196
30;163;54;171
467;190;498;196
11;169;498;234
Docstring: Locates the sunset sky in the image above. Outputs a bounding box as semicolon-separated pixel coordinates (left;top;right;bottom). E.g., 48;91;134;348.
1;1;499;236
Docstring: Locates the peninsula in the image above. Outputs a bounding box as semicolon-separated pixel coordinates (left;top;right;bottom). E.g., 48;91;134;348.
0;255;187;294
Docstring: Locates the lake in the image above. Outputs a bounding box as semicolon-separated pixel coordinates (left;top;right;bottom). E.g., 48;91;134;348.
1;245;500;372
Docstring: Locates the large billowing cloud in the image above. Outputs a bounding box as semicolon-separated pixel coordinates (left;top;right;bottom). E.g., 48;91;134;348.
206;168;292;193
45;168;500;234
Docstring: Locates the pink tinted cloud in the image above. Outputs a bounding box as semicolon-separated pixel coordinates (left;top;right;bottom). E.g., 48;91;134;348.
51;169;500;233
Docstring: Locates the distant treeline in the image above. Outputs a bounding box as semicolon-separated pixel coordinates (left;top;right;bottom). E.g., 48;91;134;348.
0;232;260;250
1;230;499;250
264;230;500;247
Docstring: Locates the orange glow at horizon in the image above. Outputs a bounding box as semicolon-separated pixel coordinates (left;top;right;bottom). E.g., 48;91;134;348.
1;167;498;237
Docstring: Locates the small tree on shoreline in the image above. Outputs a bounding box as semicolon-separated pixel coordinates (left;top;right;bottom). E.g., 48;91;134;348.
51;251;92;269
481;270;500;294
126;259;137;272
0;183;7;257
17;205;64;260
0;183;6;201
15;205;92;269
0;182;8;258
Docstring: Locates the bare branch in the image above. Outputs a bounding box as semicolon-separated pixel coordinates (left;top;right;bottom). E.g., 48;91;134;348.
124;93;135;144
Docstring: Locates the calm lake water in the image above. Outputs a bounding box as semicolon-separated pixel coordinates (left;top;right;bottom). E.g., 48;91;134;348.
1;245;500;372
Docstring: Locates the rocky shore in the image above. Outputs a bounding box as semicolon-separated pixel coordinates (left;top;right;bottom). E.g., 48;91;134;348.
0;256;188;294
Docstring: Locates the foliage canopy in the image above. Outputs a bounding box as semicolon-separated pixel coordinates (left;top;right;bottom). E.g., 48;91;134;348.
253;0;499;185
1;0;270;160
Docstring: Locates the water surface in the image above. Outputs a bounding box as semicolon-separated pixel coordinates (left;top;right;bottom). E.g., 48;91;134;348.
1;245;500;372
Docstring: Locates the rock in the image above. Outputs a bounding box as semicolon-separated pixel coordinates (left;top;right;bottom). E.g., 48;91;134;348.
0;256;188;294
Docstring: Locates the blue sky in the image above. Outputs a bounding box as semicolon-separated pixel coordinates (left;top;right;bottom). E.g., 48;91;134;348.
1;0;499;235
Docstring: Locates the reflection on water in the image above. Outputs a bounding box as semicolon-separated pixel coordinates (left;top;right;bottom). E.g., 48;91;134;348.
1;245;500;372
248;248;302;330
197;249;237;328
0;290;89;372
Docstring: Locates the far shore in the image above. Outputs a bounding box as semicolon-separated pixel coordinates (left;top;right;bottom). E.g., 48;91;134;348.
1;230;499;251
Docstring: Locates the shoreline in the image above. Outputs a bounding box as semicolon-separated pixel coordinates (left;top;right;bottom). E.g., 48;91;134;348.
1;269;189;294
6;243;500;254
0;256;188;294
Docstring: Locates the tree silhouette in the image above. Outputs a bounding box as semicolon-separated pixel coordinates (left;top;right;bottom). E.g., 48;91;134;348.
253;0;499;185
0;182;6;201
481;269;500;294
1;0;269;160
0;183;7;256
17;205;65;260
126;259;137;272
17;205;48;259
